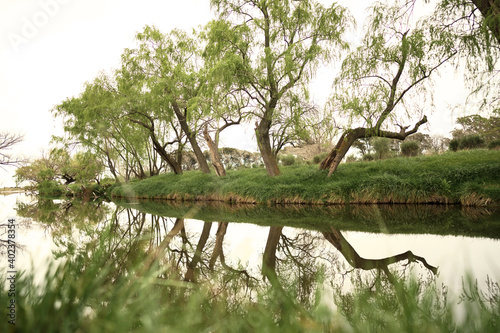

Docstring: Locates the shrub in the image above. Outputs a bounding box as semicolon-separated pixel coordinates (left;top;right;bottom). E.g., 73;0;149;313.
313;152;329;164
459;134;485;150
363;153;375;161
449;138;460;151
279;154;296;166
372;137;391;159
488;139;500;150
346;155;359;163
401;141;420;157
449;135;486;151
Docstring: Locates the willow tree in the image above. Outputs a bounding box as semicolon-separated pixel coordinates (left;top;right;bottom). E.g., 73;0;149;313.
319;1;457;175
207;0;351;176
431;0;500;114
53;75;167;180
120;26;211;174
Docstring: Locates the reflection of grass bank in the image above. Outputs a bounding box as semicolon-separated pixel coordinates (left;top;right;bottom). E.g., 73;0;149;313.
114;199;500;238
111;150;500;206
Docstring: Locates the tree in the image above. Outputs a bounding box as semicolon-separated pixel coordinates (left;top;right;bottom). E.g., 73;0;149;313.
406;132;432;152
53;74;168;181
270;97;317;157
0;132;23;167
207;0;351;176
320;1;456;175
452;114;500;142
430;0;500;113
15;148;103;188
199;78;249;176
119;26;211;174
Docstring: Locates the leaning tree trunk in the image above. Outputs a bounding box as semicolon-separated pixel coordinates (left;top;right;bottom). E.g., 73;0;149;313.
256;118;281;177
319;116;428;176
320;128;365;176
322;227;437;274
172;102;211;174
203;126;226;176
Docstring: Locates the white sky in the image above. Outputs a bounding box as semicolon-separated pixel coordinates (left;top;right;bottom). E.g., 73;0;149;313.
0;0;472;187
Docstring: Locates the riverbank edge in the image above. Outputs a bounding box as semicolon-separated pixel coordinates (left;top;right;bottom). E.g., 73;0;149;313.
110;150;500;207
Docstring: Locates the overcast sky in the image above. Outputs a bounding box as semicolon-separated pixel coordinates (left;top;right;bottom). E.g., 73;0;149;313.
0;0;470;187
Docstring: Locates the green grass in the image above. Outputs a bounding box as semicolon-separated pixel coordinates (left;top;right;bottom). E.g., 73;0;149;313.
2;248;499;332
111;150;500;206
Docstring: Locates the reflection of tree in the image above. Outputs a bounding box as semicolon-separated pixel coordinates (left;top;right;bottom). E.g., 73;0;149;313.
19;198;452;331
16;197;108;230
184;221;212;282
320;227;444;332
209;222;252;280
322;227;438;276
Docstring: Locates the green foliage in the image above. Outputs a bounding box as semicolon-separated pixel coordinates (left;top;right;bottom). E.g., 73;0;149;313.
362;153;375;161
449;138;460;152
206;0;352;175
15;148;104;193
345;155;358;163
401;141;421;157
279;154;297;166
38;180;64;196
450;134;486;151
330;1;456;131
488;139;500;150
432;2;500;114
372;137;391;160
459;134;486;149
312;152;329;164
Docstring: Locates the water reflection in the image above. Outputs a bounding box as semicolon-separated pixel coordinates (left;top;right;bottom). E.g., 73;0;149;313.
8;197;500;331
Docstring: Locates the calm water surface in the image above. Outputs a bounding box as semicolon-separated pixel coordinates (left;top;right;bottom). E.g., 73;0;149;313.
1;193;500;326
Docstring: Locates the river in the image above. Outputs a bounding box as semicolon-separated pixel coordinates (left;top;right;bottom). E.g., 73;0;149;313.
1;193;500;331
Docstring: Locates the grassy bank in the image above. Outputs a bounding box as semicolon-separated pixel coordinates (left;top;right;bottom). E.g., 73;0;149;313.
111;150;500;206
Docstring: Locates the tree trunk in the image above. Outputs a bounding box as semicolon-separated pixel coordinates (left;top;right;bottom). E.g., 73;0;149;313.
104;140;119;182
172;102;211;174
256;119;281;177
320;129;365;176
319;116;428;176
472;0;500;44
184;221;213;282
203;126;226;176
209;222;229;270
141;218;185;273
322;227;437;274
262;226;283;280
150;134;183;174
